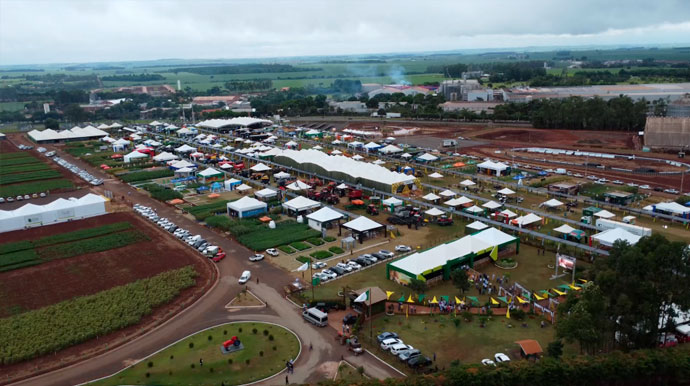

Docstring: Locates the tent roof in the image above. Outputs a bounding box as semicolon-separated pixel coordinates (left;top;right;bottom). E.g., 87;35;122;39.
236;183;252;191
482;200;502;210
594;209;616;218
336;183;349;189
417;153;438;161
472;227;518;246
467;221;488;230
439;189;457;197
306;207;344;223
250;163;272;172
227;196;267;212
465;205;484;213
342;216;384;233
429;172;444;178
255;188;277;198
460;179;476;186
444;196;473;207
198;167;222;177
498;188;516;195
175;167;194;173
274;171;291;179
124;150;148;159
153;151;178;161
651;202;690;215
424;207;445;216
422;193;440;201
379;144;402;153
287;180;311;191
592;228;642;246
382;197;403;206
515;213;542;226
515;340;543;355
175;144;196;152
364;141;381;149
283;196;321;211
542;198;564;208
500;209;518;218
354;287;387;304
170;160;196;168
197;117;272;129
477;160;509;171
554;224;577;234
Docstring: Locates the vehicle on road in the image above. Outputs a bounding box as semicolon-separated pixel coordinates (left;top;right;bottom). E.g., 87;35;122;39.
238;270;251;284
303;307;328;327
395;245;412;253
249;254;264;262
265;248;279;256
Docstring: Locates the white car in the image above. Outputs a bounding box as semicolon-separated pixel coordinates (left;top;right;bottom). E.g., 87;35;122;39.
320;269;337;280
313;272;329;282
377;250;394;258
573;173;583;178
613;180;623;185
346;261;361;270
380;338;403;350
265;248;279;257
494;353;510;363
37;147;46;153
640;185;651;190
395;245;412;253
312;261;327;269
238;270;251;284
336;262;353;272
249;254;264;262
481;359;496;366
390;343;414;355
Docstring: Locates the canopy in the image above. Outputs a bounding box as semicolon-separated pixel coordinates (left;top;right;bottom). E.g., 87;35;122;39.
306;207;343;223
175;144;196;153
594;209;616;219
287;180;311;191
460;179;476;187
554;224;577;234
439;189;457;198
400;153;412;158
428;172;444;179
311;145;323;150
236;184;252;192
422;193;441;201
592;228;642;247
336;183;349;189
274;171;291;179
417;153;438;162
123;150;148;162
351;154;364;160
219;163;233;169
283;196;321;212
153;152;178;162
342;216;384;232
499;209;518;218
477;160;509;172
255;188;278;199
465;205;484;214
466;221;488;231
170;160;196;169
250;163;272;172
498;188;515;195
331;149;343;155
444;196;473;207
175;167;194;173
513;213;542;227
227;196;266;212
424;207;445;216
372;159;386;165
647;202;690;215
482;200;502;210
379;144;402;154
542;198;564;208
198;167;222;177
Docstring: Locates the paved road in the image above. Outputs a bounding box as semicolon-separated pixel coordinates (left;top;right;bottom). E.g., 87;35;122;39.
9;140;402;386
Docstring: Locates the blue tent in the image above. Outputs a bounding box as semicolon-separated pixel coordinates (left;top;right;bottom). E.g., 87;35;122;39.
196;185;210;193
512;175;525;180
210;182;222;193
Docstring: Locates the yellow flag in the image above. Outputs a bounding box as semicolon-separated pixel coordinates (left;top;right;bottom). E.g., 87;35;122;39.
569;284;580;290
490;245;498;261
430;296;439;304
407;295;414;303
386;291;394;300
491;297;499;305
455;296;462;304
553;288;566;296
534;293;545;301
517;297;528;304
506;307;511;319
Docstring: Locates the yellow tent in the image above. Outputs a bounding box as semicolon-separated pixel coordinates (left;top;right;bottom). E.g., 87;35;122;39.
490;245;498;261
553;288;566;296
506;308;511;319
534;293;545;301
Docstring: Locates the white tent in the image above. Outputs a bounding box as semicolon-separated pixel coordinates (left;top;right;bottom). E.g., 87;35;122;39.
150;120;163;126
274;171;291;179
439;189;457;198
460;179;476;187
226;196;267;218
283;196;321;213
236;184;253;192
284;140;299;148
224;178;242;191
372;159;386;165
417;153;438;162
444;196;473;207
400;153;412;158
219;163;233;170
331;149;343;155
482;200;503;210
177;127;193;135
466;221;488;231
153;152;179;162
175;144;196;153
477;160;509;175
287;180;311;191
97;123;110;129
422;193;441;201
379;144;403;154
306;207;344;231
498;188;516;195
351;154;364;161
198;167;222;178
0;194;107;233
123;150;149;163
594;209;616;219
255;188;278;200
424;207;445;216
382;197;403;207
465;205;485;214
645;202;690;215
514;213;542;227
170;160;196;169
311;145;323;150
499;209;518;218
592;228;642;247
541;198;564;208
342;216;383;233
174;167;194;175
364;142;382;151
554;224;577;234
250;163;271;172
428;172;444;179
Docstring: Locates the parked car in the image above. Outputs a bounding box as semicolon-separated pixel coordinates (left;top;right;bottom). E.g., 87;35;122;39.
336;262;353;272
346;260;362;270
481;359;496;366
395;245;412;253
390;343;414;355
312;261;327;269
380;338;403;350
372;252;389;261
330;266;345;275
377;332;399;344
398;349;421;362
238;270;251;284
361;254;377;263
355;256;372;266
212;251;226;262
321;269;337;280
313;272;329;282
249;254;264;262
640;184;651;190
407;356;432;369
265;248;279;257
494;353;510;363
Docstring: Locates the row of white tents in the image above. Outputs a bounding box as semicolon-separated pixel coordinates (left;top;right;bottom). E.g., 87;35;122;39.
0;194;107;233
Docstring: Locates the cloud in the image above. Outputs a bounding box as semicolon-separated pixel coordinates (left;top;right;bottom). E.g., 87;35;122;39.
1;0;689;65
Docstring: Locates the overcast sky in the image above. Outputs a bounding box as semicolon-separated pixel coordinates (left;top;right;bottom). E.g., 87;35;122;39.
1;0;690;65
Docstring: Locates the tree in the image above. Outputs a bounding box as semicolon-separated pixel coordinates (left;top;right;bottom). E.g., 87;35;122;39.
546;340;564;359
64;104;88;123
556;284;610;354
44;118;59;130
450;268;471;294
409;278;427;294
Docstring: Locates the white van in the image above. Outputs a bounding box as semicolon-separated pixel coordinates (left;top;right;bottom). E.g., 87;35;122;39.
238;270;251;284
303;307;328;327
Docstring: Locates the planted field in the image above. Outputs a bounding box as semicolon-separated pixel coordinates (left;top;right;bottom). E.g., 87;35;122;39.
0;163;50;175
119;168;174;183
185;200;230;220
237;222;319;251
91;322;300;386
0;179;74;197
142;183;183;202
0;266;197;365
0;156;42;167
0;170;63;185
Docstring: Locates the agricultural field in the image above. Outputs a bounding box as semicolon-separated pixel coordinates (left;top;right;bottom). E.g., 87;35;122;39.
204;215;321;251
0;141;77;197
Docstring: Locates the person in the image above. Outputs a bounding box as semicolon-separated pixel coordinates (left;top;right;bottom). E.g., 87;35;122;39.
309;342;313;351
433;352;436;362
285;375;289;384
199;358;203;367
256;277;259;284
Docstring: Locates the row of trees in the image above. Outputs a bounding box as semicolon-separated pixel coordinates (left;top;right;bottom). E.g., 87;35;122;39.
224;79;272;92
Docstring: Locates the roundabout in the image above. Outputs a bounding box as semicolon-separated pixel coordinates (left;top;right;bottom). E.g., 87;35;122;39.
90;322;301;386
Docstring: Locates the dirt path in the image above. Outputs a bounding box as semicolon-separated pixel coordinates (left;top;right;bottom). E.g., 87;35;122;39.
8;142;403;386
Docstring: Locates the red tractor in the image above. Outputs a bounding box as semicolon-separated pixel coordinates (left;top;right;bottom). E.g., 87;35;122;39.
366;204;379;215
234;162;245;171
223;336;241;349
307;189;322;201
348;189;363;201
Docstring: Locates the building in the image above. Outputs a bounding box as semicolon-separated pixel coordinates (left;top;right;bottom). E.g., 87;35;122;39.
548;182;580;195
440;101;502;113
504;82;690;103
439;79;486;101
667;94;690;117
28;126;108;143
329;101;368;113
227;196;267;218
197;118;273;133
104;85;175;96
306;206;343;231
0;194;107;233
192;95;241;106
644;117;690;150
603;191;635;205
367;85;432;98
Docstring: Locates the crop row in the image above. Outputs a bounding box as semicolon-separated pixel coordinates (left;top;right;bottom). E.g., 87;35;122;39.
118;169;174;183
0;266;198;364
0;152;36;160
184;200;230;220
0;157;42;167
141;183;182;202
0;170;63;186
0;163;50;175
0;179;74;197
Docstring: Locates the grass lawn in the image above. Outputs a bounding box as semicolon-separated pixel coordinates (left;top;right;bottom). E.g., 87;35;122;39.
334;361;367;382
363;313;566;371
90;322;300;386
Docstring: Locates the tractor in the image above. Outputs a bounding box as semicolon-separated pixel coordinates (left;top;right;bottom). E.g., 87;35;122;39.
436;215;454;226
223;336;241;349
348;189;363;202
366;204;379;215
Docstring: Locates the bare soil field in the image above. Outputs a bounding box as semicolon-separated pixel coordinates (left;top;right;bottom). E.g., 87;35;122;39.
472;127;635;150
0;212;209;318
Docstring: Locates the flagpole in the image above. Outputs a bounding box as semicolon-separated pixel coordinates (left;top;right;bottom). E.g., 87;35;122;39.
368;287;372;340
310;260;314;301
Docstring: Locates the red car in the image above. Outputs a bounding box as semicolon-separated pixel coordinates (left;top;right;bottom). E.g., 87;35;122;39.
212;252;226;262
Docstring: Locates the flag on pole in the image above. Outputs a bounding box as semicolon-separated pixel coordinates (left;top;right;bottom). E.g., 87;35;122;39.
455;296;462;304
491;297;499;305
534;293;545;301
386;291;395;300
297;262;310;272
490;245;498;261
506;307;511;319
517;297;528;304
354;290;369;303
407;295;415;303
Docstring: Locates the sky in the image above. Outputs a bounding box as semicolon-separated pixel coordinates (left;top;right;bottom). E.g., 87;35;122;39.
1;0;690;65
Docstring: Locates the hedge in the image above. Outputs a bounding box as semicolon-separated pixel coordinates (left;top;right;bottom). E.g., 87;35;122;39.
0;170;63;186
118;169;173;183
296;256;312;264
204;216;320;251
278;245;295;254
0;222;132;255
328;246;345;254
0;266;197;364
0;152;37;160
324;236;336;242
290;241;311;251
0;179;74;197
310;250;333;260
185;200;230;221
0;157;41;167
141;183;182;202
307;238;324;246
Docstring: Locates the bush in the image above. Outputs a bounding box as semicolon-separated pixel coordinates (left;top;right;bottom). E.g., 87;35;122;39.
328;246;344;254
296;256;311;264
141;183;182;202
252;328;258;334
185;201;230;221
228;358;233;364
461;311;473;322
290;241;311;251
0;179;74;197
245;359;250;365
259;351;264;357
310;250;333;260
189;342;194;349
0;170;62;185
208;335;213;341
278;245;296;254
148;361;153;368
269;334;274;341
510;308;526;320
307;238;324;246
323;236;336;242
0;267;197;364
